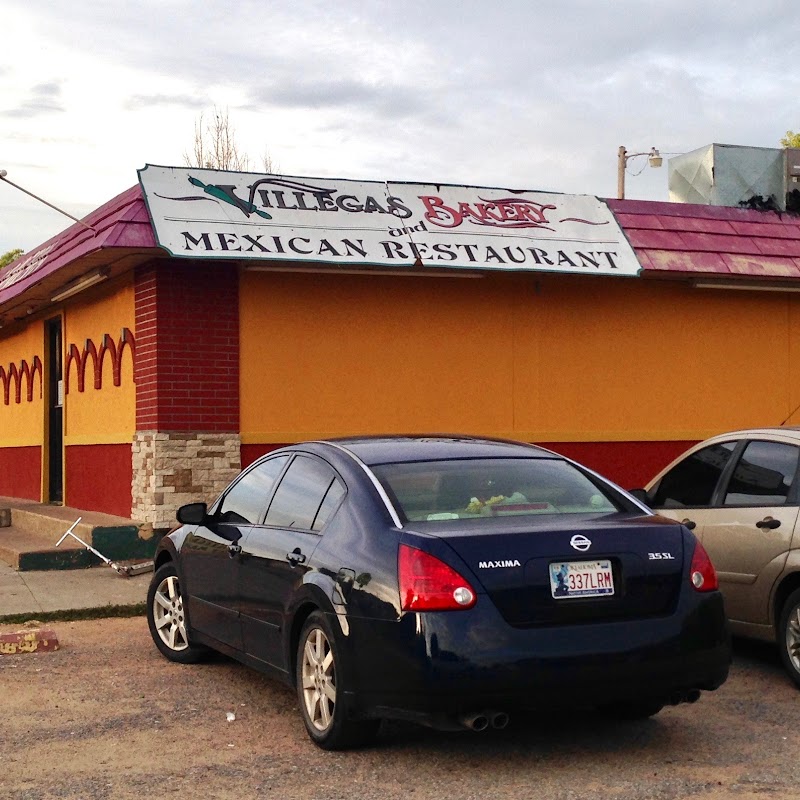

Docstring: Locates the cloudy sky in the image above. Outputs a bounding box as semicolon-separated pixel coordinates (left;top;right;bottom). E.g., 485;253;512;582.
2;0;800;254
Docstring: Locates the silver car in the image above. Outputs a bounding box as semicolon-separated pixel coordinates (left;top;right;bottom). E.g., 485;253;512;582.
639;427;800;688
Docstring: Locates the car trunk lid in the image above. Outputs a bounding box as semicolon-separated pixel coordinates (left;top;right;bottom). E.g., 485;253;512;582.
410;513;686;627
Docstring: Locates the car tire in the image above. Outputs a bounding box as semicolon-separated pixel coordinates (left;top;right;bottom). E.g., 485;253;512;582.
778;587;800;689
295;610;380;750
147;563;207;664
599;699;665;721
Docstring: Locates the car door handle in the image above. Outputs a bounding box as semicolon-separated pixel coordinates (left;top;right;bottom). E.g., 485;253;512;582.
756;516;781;530
681;518;697;531
286;548;307;566
228;543;242;558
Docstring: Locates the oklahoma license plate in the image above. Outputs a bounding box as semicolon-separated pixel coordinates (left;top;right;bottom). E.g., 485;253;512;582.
549;560;614;599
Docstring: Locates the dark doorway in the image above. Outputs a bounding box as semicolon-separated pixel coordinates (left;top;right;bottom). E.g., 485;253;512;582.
45;317;63;503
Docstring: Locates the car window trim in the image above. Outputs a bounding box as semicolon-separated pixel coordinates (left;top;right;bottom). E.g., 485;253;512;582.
705;439;746;507
319;441;404;528
253;453;295;524
261;453;347;533
311;476;346;532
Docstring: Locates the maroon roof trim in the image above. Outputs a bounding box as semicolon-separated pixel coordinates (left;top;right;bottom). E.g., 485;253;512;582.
608;198;800;282
0;185;158;309
5;185;800;316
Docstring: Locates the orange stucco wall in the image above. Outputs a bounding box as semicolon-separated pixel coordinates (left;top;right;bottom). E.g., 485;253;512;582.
0;321;44;499
239;270;800;445
57;279;136;513
61;279;136;445
0;321;44;447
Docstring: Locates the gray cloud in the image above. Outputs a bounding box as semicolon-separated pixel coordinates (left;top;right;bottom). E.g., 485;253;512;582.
2;81;65;118
4;0;800;251
247;78;426;119
125;93;210;110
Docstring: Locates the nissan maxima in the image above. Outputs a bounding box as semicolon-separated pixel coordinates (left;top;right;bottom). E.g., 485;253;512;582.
146;436;730;749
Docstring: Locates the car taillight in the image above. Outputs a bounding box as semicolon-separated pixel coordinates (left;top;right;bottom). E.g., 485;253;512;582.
398;544;477;611
689;541;718;592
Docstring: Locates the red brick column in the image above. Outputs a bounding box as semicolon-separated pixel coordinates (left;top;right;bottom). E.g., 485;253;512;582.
132;261;241;527
134;260;239;431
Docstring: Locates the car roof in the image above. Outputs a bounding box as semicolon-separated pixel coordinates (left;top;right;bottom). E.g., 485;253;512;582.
696;426;800;442
321;435;554;466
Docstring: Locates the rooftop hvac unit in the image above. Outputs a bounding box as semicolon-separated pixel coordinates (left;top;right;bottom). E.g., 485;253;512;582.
668;143;790;210
785;148;800;212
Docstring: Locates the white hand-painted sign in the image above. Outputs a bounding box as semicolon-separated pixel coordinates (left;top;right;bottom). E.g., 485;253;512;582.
138;165;641;276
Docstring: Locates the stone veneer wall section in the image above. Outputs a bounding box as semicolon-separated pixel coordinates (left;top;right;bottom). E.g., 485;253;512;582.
132;261;241;526
132;432;241;528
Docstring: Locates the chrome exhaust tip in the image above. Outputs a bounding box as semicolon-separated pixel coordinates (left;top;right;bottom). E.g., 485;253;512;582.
460;712;490;732
490;711;510;730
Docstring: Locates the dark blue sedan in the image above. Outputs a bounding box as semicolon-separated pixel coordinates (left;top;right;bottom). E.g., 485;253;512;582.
146;436;730;749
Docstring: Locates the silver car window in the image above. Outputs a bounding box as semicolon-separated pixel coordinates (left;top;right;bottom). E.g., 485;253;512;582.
723;441;800;506
652;442;737;508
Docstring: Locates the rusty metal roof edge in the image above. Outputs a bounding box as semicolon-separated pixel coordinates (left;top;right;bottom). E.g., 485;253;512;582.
0;186;160;311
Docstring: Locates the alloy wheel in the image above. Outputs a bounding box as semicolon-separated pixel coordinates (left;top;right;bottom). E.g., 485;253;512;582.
152;575;189;652
786;601;800;673
301;626;337;731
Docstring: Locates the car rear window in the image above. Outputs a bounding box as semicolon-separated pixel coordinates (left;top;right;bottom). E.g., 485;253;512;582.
372;458;622;522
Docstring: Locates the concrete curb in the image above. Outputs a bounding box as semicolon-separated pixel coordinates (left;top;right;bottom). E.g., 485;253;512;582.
0;627;60;654
0;560;151;622
0;603;147;626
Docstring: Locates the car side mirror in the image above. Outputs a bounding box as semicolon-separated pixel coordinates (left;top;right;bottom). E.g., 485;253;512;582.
176;502;208;525
628;488;652;506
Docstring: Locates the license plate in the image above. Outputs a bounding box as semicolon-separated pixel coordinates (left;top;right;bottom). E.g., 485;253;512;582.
549;560;614;599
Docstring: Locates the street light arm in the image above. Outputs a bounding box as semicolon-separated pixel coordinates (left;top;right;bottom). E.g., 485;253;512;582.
0;170;97;234
623;149;660;161
616;146;662;200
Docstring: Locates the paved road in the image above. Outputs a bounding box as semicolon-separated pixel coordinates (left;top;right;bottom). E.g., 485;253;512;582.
2;618;799;800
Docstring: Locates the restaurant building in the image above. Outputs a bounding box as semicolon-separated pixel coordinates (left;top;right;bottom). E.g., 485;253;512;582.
2;158;800;530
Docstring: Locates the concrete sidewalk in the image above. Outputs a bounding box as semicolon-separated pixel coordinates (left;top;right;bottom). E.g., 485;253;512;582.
0;559;150;622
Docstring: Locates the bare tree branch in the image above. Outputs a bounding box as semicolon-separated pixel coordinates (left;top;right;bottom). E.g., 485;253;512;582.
184;106;275;171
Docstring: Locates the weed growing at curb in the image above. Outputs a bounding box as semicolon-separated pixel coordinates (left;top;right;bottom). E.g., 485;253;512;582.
0;603;146;626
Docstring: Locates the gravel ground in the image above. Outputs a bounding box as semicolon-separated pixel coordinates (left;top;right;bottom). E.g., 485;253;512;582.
1;617;799;800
